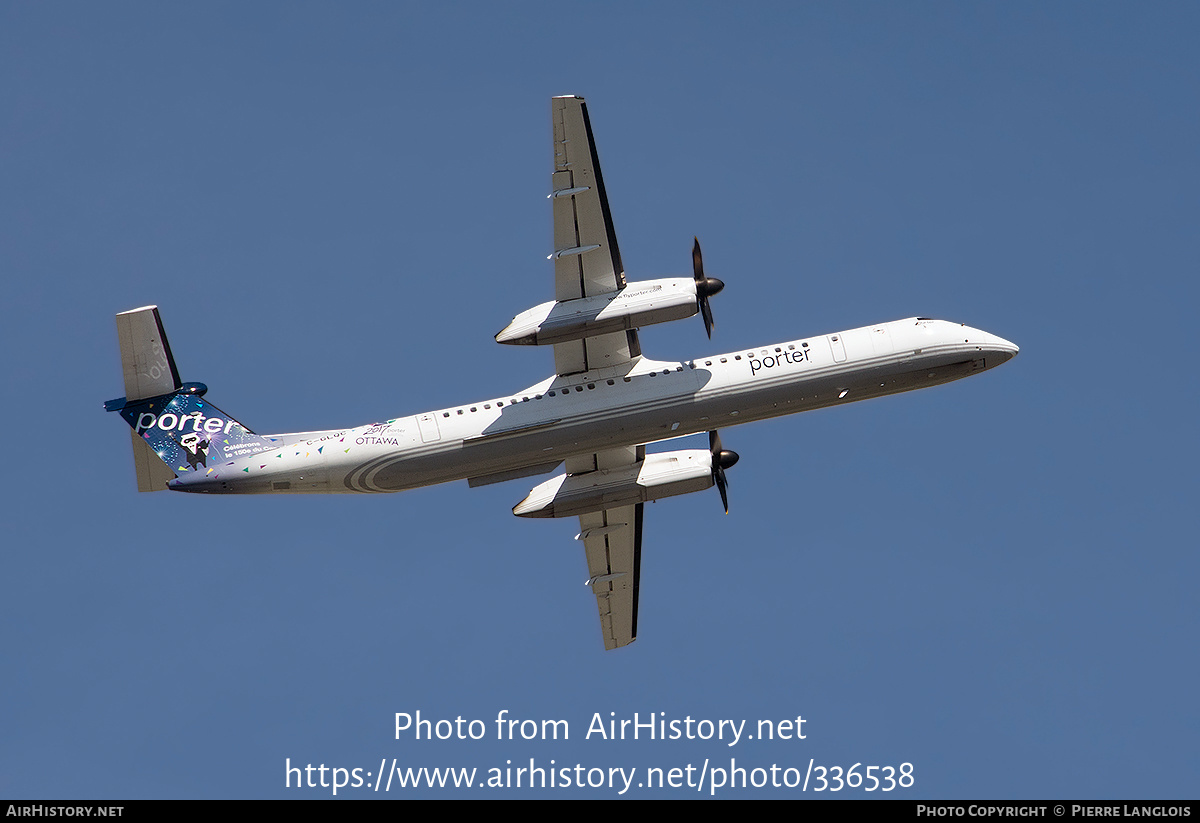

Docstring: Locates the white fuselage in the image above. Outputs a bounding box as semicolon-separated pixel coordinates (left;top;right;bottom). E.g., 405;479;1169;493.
169;318;1018;495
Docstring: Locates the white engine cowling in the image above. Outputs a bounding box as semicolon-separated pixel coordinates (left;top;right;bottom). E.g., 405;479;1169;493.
496;278;698;346
512;450;714;518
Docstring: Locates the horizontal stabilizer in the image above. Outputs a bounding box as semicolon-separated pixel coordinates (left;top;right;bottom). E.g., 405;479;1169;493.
116;306;181;402
115;306;183;491
130;430;177;492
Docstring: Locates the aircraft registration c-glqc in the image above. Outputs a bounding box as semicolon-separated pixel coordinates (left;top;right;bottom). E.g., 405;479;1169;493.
106;96;1018;650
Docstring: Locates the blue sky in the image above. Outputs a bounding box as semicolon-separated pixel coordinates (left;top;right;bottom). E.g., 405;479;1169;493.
2;2;1197;799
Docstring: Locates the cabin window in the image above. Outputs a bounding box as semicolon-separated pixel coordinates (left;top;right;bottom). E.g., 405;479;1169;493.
587;383;595;389
705;360;712;366
470;407;477;412
720;358;727;363
607;379;614;385
443;412;449;418
623;377;632;382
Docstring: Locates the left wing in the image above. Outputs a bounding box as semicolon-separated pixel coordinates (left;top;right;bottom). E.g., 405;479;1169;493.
568;446;644;650
550;95;641;377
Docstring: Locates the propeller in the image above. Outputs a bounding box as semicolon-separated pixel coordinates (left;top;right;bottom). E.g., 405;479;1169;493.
692;237;724;338
709;430;739;514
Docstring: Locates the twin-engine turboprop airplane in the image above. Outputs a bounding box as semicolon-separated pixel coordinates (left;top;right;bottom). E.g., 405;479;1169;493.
105;95;1018;650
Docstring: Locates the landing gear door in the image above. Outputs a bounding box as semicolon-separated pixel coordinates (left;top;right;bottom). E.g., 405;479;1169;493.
416;412;441;443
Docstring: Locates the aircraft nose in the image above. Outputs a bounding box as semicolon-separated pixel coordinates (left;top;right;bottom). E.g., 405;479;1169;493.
958;324;1019;366
989;333;1019;361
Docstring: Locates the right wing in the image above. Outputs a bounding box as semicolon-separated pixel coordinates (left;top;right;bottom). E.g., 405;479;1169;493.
550;95;641;377
569;446;645;650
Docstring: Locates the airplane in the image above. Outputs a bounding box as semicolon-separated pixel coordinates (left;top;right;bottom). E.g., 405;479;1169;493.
105;95;1018;650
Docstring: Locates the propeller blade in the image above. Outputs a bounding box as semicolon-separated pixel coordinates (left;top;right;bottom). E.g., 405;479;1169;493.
701;297;715;338
692;237;722;338
716;467;730;514
708;430;738;514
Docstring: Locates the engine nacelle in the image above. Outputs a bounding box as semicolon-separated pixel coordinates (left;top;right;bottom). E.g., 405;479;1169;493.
513;449;714;518
496;278;697;346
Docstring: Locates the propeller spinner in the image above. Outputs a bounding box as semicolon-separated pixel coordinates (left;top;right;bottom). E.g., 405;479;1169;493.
692;237;724;338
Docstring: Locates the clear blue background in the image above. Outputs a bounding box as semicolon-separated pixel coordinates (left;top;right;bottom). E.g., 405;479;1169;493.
2;2;1196;799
